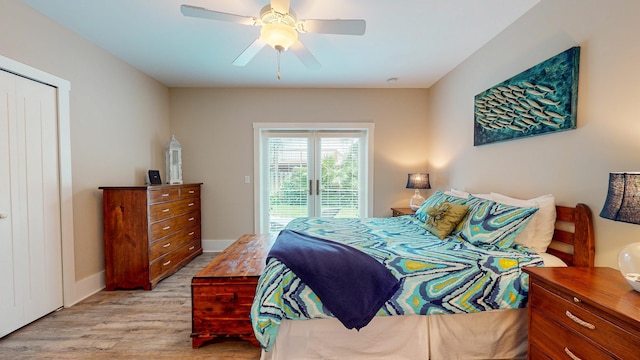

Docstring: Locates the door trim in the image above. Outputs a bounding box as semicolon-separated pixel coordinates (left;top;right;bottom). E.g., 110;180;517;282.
0;55;76;307
253;122;375;233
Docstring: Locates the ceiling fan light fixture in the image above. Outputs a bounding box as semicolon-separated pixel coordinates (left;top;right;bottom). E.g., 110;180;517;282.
260;22;298;50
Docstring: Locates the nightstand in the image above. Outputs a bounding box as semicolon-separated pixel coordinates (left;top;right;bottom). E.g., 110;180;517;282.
391;207;415;217
523;267;640;359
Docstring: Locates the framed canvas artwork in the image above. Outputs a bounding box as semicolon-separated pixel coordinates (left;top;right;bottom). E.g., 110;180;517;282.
474;46;580;146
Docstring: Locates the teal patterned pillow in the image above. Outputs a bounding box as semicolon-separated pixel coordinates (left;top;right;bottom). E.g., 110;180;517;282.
458;196;538;248
415;190;467;223
449;194;488;237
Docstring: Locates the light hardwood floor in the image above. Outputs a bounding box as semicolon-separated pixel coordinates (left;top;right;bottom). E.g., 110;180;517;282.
0;253;261;359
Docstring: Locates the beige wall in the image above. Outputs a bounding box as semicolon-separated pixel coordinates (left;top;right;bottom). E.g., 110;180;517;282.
0;1;170;281
169;88;429;241
426;0;640;267
4;0;635;292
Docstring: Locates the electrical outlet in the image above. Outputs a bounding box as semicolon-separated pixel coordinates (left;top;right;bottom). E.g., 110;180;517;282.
244;176;251;184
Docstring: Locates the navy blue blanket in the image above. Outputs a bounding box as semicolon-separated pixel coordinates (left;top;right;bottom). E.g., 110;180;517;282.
267;229;400;330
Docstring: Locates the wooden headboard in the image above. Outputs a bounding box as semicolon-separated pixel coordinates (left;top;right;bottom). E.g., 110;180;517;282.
547;203;595;267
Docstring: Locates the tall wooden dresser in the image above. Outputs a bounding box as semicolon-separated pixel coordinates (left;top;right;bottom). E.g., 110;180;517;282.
100;183;203;290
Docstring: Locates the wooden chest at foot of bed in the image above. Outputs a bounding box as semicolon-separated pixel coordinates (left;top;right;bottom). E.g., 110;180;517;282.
191;233;274;348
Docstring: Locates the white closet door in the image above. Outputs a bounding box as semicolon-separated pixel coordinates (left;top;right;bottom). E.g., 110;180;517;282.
0;70;63;337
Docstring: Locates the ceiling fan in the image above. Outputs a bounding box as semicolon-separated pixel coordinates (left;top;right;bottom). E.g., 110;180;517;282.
180;0;366;78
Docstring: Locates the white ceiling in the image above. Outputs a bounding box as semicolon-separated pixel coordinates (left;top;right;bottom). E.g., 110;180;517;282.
20;0;540;88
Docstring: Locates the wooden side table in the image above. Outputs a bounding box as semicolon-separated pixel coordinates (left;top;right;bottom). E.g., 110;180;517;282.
523;267;640;359
391;207;415;217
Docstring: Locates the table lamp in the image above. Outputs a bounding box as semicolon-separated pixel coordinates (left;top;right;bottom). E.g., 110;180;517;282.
406;173;431;211
600;172;640;292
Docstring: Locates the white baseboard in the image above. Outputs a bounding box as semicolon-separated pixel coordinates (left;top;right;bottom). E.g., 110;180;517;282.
69;270;105;307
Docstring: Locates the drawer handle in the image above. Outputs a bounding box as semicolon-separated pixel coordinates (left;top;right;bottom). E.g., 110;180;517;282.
162;226;171;231
189;190;195;194
573;297;581;303
163;242;171;248
565;311;595;330
188;217;195;221
564;347;582;360
188;231;195;236
188;202;195;207
162;193;170;197
162;209;170;213
163;260;171;266
189;246;195;251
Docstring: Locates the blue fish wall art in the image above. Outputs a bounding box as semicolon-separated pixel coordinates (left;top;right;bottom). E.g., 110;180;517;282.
474;46;580;146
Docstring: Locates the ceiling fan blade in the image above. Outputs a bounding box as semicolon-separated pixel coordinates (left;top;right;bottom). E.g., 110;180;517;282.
290;41;321;70
270;0;291;14
180;4;257;26
298;19;366;35
232;38;267;66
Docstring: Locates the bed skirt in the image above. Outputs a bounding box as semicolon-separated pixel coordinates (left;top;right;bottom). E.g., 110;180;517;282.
260;309;527;360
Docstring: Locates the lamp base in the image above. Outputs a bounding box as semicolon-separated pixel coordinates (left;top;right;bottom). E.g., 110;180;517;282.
618;242;640;292
409;189;425;211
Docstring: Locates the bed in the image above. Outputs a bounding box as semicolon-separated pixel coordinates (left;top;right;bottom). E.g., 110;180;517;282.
251;191;595;360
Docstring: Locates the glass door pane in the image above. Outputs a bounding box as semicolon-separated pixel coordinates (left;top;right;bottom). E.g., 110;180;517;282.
267;136;310;233
317;136;361;218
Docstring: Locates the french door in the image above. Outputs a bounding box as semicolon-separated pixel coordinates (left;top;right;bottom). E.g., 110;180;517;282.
254;124;374;234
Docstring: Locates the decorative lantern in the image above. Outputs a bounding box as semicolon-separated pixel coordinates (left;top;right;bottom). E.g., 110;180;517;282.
165;135;183;184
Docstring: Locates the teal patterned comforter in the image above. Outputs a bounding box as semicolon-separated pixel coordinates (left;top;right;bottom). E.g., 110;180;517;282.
251;216;543;350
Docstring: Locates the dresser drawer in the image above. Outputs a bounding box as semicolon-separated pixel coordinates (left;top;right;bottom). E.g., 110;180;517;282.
531;307;612;359
149;197;200;222
530;283;640;358
149;211;200;241
150;239;201;279
180;185;200;199
149;224;200;260
148;188;180;204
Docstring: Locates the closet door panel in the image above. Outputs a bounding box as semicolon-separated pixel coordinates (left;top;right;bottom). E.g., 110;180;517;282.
0;69;23;337
17;77;63;320
0;70;63;337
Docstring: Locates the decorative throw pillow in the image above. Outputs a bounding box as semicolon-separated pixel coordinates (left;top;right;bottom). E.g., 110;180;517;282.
458;196;538;249
449;195;488;236
415;190;467;223
422;202;470;239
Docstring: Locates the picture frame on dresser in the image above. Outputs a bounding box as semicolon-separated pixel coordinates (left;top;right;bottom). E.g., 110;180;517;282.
99;183;203;290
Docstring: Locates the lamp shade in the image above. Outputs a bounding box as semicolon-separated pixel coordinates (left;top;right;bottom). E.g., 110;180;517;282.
406;173;431;190
600;172;640;224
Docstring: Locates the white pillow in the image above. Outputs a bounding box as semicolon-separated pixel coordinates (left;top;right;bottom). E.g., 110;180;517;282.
444;189;493;200
473;193;493;201
539;252;568;267
444;188;469;198
490;193;556;253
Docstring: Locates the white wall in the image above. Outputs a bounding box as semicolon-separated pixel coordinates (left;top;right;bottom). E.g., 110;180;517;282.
0;1;170;288
426;0;640;267
169;88;429;243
